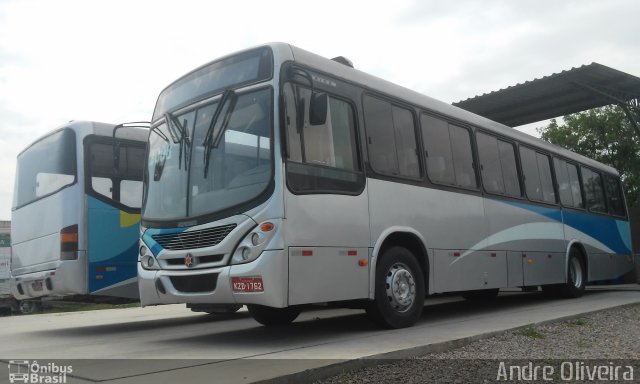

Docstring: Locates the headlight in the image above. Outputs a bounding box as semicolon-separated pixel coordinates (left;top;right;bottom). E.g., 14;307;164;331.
139;242;159;270
231;221;277;265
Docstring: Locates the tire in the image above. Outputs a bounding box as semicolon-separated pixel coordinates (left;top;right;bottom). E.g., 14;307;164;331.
19;300;41;315
557;249;587;298
247;305;300;326
366;246;425;329
461;288;499;302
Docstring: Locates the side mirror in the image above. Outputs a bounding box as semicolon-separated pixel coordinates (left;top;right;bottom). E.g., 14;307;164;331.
309;92;328;126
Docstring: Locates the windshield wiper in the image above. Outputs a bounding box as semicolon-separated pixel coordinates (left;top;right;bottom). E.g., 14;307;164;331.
149;126;170;181
165;113;190;170
202;89;237;177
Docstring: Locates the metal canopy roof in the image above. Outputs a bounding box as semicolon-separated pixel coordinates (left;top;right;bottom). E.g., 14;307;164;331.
453;62;640;127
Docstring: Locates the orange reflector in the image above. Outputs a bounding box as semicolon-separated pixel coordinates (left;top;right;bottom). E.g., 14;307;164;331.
260;222;275;232
348;250;357;256
527;259;534;264
358;259;368;267
301;250;313;256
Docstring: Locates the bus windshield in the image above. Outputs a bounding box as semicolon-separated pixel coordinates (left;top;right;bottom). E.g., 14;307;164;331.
143;87;273;222
13;128;76;209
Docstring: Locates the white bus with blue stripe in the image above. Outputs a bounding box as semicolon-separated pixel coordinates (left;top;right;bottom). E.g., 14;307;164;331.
138;43;633;328
11;121;148;301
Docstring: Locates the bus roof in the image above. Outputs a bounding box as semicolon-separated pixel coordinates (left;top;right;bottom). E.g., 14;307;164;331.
19;121;148;157
278;43;619;176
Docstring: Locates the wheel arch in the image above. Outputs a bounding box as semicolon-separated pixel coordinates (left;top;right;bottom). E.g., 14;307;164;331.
566;240;589;283
370;227;429;299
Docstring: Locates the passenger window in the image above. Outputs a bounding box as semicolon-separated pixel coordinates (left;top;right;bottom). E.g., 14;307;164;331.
520;147;555;203
477;133;503;193
421;114;455;185
284;83;363;194
605;174;625;216
537;153;555;203
498;140;521;197
554;159;584;208
421;114;476;188
477;132;521;196
363;95;419;178
567;163;584;208
449;125;477;188
87;141;145;209
582;167;607;213
92;177;113;199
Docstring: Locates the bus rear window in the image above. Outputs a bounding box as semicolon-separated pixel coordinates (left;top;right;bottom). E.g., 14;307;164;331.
13;129;76;208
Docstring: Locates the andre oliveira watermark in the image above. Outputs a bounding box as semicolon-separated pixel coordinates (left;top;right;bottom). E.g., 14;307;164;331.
8;360;72;384
497;361;634;382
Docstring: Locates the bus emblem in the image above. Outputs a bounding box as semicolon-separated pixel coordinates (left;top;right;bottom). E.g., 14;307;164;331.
185;254;194;268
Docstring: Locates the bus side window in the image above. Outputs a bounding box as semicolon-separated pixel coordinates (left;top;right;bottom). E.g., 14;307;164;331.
363;95;419;178
520;147;555;203
554;158;584;208
421;113;476;189
582;167;607;213
604;174;625;216
421;114;454;185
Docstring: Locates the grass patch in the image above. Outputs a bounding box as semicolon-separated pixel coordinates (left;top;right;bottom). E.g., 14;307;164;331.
566;318;586;327
519;326;545;339
576;339;592;349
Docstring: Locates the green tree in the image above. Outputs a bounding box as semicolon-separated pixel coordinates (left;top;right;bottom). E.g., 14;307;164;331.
538;104;640;207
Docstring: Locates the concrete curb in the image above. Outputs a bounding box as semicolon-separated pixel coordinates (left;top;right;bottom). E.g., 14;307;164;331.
255;300;640;384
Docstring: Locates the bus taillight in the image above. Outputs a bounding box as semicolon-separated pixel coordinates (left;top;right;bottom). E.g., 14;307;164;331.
60;224;78;260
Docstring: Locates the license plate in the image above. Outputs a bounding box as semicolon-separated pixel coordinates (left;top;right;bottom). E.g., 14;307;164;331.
31;280;43;291
231;276;264;293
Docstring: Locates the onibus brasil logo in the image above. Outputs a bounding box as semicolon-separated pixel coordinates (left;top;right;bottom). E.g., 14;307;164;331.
8;360;72;383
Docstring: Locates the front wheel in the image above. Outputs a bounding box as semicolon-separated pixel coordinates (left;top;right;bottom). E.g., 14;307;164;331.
366;246;425;329
247;305;301;326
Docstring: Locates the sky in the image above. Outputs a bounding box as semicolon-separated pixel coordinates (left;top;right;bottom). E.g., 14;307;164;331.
1;0;639;220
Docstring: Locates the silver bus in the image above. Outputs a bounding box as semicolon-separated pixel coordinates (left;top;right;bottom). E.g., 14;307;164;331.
11;121;147;302
138;43;633;328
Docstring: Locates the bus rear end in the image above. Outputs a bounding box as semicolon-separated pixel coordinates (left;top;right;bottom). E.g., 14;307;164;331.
11;126;86;299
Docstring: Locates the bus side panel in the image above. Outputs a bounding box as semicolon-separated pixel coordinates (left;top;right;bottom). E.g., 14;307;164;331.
483;199;566;286
367;179;489;294
284;189;370;305
562;211;633;282
87;196;140;298
11;186;82;276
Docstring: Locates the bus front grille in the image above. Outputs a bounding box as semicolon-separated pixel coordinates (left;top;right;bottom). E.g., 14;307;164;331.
169;273;218;293
152;224;237;250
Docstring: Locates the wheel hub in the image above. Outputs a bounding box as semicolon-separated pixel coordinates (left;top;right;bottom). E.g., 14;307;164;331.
385;263;416;313
569;257;583;288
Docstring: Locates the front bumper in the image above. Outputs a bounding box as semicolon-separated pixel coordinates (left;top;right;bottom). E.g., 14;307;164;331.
138;249;288;308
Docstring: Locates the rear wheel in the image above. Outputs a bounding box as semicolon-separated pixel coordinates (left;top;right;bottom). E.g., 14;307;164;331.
558;249;586;298
247;305;300;326
366;246;425;329
18;300;41;315
543;249;586;299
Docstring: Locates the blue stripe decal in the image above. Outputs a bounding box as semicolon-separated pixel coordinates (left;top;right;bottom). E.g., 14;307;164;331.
497;199;631;254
